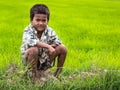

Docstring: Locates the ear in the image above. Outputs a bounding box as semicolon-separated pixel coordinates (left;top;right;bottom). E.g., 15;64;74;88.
30;19;33;24
30;18;32;22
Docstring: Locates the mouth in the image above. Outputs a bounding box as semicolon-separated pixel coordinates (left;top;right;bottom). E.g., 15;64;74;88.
38;25;45;28
37;26;45;30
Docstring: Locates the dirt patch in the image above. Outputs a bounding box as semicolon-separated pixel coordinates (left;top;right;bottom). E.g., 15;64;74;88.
5;64;108;86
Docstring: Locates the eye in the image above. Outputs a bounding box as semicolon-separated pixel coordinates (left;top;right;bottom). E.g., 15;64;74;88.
42;19;47;22
36;19;40;22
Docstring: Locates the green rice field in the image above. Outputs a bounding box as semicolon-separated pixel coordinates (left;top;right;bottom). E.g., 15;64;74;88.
0;0;120;89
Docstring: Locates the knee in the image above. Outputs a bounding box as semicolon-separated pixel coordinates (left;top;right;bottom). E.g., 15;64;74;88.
26;47;38;56
62;45;67;54
58;45;67;55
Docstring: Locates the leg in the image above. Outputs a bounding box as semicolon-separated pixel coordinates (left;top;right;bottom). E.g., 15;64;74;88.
50;45;67;77
25;47;39;81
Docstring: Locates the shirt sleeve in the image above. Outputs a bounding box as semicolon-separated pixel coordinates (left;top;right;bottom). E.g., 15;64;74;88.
50;30;62;45
22;28;39;47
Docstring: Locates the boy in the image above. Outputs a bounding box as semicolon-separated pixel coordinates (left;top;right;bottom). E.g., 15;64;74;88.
20;4;67;81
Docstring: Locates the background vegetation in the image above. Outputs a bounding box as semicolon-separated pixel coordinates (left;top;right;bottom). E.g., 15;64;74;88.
0;0;120;89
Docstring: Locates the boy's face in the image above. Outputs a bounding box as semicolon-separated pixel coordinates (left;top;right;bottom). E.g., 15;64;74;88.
31;14;48;32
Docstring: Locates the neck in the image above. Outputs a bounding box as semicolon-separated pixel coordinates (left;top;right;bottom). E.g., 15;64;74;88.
37;31;43;39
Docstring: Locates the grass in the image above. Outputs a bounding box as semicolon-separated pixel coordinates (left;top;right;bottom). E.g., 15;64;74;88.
0;0;120;89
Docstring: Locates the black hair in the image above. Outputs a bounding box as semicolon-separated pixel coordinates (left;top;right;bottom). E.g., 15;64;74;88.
30;4;50;21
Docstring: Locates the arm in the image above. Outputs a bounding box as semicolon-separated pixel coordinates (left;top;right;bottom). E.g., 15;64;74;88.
36;41;55;54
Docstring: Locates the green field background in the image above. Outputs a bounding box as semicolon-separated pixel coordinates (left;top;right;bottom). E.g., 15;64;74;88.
0;0;120;72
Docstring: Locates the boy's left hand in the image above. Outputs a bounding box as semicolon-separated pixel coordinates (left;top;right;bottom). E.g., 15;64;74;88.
50;44;57;48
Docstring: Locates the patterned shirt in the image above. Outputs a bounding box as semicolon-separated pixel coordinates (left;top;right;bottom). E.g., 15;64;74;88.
21;24;61;70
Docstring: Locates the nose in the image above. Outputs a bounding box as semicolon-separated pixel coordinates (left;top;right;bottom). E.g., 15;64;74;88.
38;21;43;25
